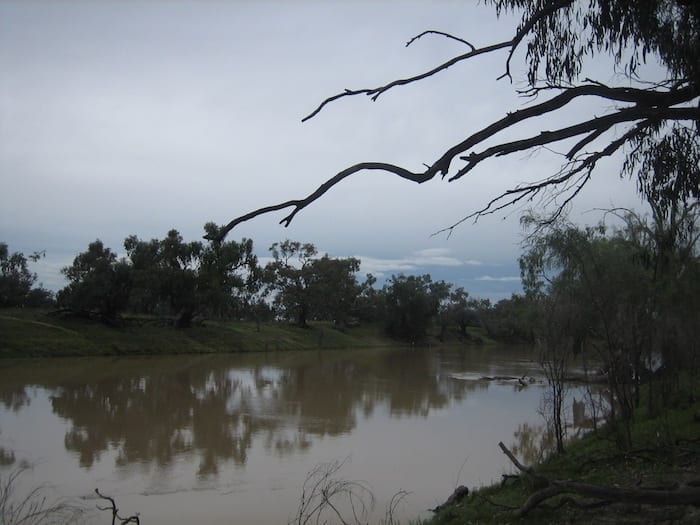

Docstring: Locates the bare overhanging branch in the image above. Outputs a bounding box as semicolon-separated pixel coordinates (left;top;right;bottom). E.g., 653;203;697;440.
439;84;698;178
215;0;700;242
216;88;698;242
405;30;476;51
211;162;434;242
451;106;698;180
303;0;578;122
301;39;513;122
434;119;658;236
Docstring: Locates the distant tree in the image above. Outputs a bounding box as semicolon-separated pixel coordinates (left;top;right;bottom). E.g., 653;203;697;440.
125;226;261;327
125;229;202;327
265;240;318;327
264;241;362;327
440;287;482;341
305;255;361;327
123;235;162;314
479;294;536;343
58;240;132;322
383;274;450;342
156;230;202;328
199;222;259;319
353;273;384;322
0;243;53;307
237;260;271;329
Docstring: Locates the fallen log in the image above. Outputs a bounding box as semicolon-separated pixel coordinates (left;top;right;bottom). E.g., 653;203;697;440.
498;442;700;518
431;485;470;513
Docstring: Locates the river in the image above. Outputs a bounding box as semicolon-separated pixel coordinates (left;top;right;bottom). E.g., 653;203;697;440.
0;345;583;524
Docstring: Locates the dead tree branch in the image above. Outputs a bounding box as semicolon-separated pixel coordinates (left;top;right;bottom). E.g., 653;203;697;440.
290;458;375;525
301;40;512;122
95;489;140;525
405;30;475;51
215;1;700;242
498;441;700;518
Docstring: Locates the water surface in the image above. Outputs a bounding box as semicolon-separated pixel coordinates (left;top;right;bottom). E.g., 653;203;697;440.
0;346;564;524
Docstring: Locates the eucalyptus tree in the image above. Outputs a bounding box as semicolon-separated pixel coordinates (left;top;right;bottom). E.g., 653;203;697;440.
612;205;700;407
58;240;132;322
0;243;53;307
125;226;260;327
383;274;450;342
199;222;259;320
126;231;204;323
521;217;663;448
264;240;362;327
353;273;383;322
264;240;318;327
305;254;361;327
207;0;698;241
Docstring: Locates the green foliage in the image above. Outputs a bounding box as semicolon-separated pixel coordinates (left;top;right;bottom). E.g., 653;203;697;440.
58;240;132;321
479;294;535;343
199;223;259;319
306;254;361;323
491;0;700;219
265;240;318;327
0;243;53;308
124;227;260;327
353;273;384;322
520;204;700;449
493;0;699;86
264;240;361;327
421;376;700;525
382;274;450;341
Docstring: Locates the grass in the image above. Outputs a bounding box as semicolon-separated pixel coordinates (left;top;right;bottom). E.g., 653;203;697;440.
0;308;429;358
423;381;700;524
0;466;87;524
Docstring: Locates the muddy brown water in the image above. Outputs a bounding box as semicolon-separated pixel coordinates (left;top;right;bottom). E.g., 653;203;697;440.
0;346;581;524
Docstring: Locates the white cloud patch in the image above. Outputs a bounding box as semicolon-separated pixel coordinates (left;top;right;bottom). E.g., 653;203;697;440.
411;248;465;267
356;248;476;278
475;275;521;282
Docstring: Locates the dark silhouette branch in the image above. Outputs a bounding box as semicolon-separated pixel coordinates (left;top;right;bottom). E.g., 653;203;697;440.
212;162;434;242
216;2;700;241
217;88;697;241
434;118;656;237
405;30;475;51
301;40;512;122
94;489;140;525
451;106;696;180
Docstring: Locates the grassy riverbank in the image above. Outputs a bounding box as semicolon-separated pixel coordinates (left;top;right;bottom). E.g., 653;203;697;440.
424;382;700;524
0;308;388;358
0;308;493;358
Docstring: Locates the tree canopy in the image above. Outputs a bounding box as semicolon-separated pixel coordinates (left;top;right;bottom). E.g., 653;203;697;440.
211;0;699;240
0;243;53;308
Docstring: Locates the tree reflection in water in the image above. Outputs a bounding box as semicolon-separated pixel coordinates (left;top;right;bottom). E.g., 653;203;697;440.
0;349;500;477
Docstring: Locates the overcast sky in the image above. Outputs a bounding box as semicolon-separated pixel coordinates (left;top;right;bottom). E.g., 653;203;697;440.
0;0;649;301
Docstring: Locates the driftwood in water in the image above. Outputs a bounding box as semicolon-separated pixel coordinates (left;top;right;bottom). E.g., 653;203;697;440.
95;489;140;524
480;375;539;387
498;442;700;518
